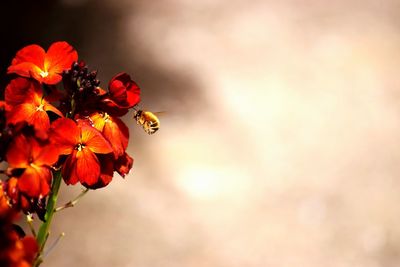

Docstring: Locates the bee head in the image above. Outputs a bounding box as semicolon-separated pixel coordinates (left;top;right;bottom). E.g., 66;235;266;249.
134;110;143;120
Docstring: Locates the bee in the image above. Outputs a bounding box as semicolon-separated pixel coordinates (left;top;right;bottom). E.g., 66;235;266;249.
134;110;161;135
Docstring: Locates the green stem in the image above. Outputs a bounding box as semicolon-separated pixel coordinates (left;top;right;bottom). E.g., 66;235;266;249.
34;170;63;266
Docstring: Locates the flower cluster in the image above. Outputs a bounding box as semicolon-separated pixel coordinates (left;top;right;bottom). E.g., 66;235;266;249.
0;41;141;266
0;181;38;267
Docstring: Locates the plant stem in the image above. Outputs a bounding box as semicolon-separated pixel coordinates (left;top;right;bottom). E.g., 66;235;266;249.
34;170;63;266
55;188;89;212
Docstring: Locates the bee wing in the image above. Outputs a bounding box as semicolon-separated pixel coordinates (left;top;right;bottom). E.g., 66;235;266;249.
153;111;166;116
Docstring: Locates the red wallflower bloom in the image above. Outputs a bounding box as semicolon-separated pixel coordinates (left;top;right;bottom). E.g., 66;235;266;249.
0;182;38;267
50;118;113;187
7;41;78;85
6;134;59;198
89;112;129;158
88;112;134;180
5;78;63;132
3;178;46;216
0;230;38;267
3;178;30;213
101;73;141;116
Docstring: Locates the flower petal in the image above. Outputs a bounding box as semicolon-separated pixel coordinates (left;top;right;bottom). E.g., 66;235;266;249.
7;103;50;132
7;42;77;85
5;78;38;106
40;72;63;85
45;41;78;75
6;135;30;168
31;141;59;167
89;113;129;157
62;151;79;185
115;152;133;178
84;154;114;189
18;167;51;197
89;112;106;132
108;72;141;108
109;78;127;102
50;118;80;155
43;101;63;118
28;137;58;166
21;236;39;263
103;116;129;157
7;44;45;77
76;149;100;186
80;123;113;154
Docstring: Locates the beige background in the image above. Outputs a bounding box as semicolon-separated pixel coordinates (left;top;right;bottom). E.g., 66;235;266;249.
39;0;400;266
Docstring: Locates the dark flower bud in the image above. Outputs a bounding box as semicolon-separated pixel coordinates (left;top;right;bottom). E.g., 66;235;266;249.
89;70;98;78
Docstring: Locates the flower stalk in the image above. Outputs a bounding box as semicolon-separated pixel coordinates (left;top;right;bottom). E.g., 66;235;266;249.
55;188;89;212
34;170;63;266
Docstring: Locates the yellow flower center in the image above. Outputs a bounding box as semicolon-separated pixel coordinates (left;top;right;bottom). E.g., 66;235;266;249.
36;103;45;111
76;143;86;151
30;162;38;168
103;112;110;123
39;70;49;78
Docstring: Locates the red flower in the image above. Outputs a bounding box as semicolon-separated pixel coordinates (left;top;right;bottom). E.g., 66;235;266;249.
2;178;30;214
6;134;59;198
7;41;78;85
0;232;38;267
5;78;63;132
89;112;129;158
88;112;134;181
101;73;141;115
50;118;113;187
0;182;38;267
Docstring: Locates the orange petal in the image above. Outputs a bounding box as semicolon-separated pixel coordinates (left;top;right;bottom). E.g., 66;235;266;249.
21;236;39;262
7;103;50;132
10;44;45;66
18;167;51;197
83;154;114;189
45;41;78;75
40;72;63;85
50;118;80;155
76;149;100;186
99;154;114;186
103;116;129;157
89;112;106;132
5;77;38;106
43;101;63;118
62;151;79;185
7;44;45;77
115;152;133;178
30;138;59;167
6;135;30;168
80;123;113;154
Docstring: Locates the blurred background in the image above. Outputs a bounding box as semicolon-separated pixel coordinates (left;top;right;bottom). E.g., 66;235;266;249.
2;0;400;266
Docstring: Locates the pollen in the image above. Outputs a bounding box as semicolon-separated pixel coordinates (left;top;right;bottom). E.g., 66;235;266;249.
103;112;110;123
39;70;49;78
76;143;86;151
30;162;40;169
36;103;45;111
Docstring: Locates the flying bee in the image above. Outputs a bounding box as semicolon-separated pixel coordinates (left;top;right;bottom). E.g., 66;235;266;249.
133;110;161;135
